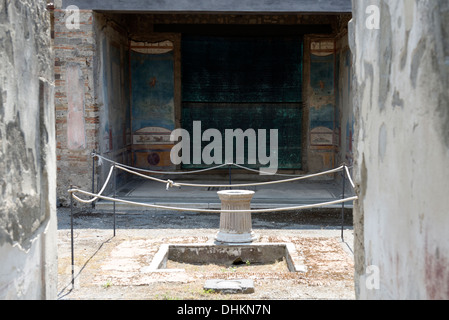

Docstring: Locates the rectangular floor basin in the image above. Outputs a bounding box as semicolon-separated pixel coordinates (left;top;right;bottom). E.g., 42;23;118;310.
148;243;307;273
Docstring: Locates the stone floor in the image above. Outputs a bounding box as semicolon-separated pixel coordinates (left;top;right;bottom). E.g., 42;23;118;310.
56;206;355;300
94;173;355;211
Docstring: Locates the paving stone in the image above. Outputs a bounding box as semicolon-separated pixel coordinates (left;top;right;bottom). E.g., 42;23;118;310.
204;279;255;294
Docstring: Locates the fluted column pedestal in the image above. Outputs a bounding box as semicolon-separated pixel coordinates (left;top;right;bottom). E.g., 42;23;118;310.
215;190;257;244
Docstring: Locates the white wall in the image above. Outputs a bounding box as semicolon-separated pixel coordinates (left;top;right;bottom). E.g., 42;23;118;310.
351;0;449;299
0;221;57;299
0;0;57;299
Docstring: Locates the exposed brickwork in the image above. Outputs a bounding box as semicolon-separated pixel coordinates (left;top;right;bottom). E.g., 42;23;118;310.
53;8;97;205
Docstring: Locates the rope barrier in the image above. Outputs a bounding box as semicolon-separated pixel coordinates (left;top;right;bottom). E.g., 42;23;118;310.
93;153;230;175
115;163;345;189
93;152;330;178
231;163;315;177
68;187;357;213
115;164;178;186
71;165;115;204
70;154;357;213
69;155;356;291
345;165;356;189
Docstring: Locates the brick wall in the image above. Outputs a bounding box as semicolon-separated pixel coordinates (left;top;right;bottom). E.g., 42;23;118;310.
53;7;97;205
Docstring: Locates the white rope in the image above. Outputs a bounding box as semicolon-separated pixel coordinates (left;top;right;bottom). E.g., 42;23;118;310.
345;165;356;189
93;153;229;175
71;165;115;204
115;165;182;187
174;166;344;188
68;187;358;213
93;152;339;178
115;164;345;189
80;153;358;210
232;163;312;177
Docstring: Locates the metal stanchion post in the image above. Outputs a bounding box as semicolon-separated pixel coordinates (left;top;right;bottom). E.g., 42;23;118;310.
91;150;96;209
113;165;116;237
341;166;346;242
70;186;75;289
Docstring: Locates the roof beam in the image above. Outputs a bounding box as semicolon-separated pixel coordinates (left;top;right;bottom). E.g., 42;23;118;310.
62;0;352;14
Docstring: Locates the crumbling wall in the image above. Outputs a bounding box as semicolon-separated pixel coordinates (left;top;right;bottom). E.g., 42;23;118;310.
351;0;449;299
0;0;57;299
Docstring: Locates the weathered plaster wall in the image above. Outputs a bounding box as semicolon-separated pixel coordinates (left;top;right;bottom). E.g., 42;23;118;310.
0;0;57;299
336;33;354;167
351;0;449;299
93;12;132;189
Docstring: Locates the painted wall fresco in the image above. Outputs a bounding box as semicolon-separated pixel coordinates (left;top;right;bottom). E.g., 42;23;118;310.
100;36;110;153
310;53;335;96
100;35;132;169
182;35;303;103
181;103;302;169
181;36;303;169
310;103;335;146
66;63;86;150
309;40;336;149
130;41;175;169
131;50;175;132
109;43;128;151
339;48;354;165
307;39;337;172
